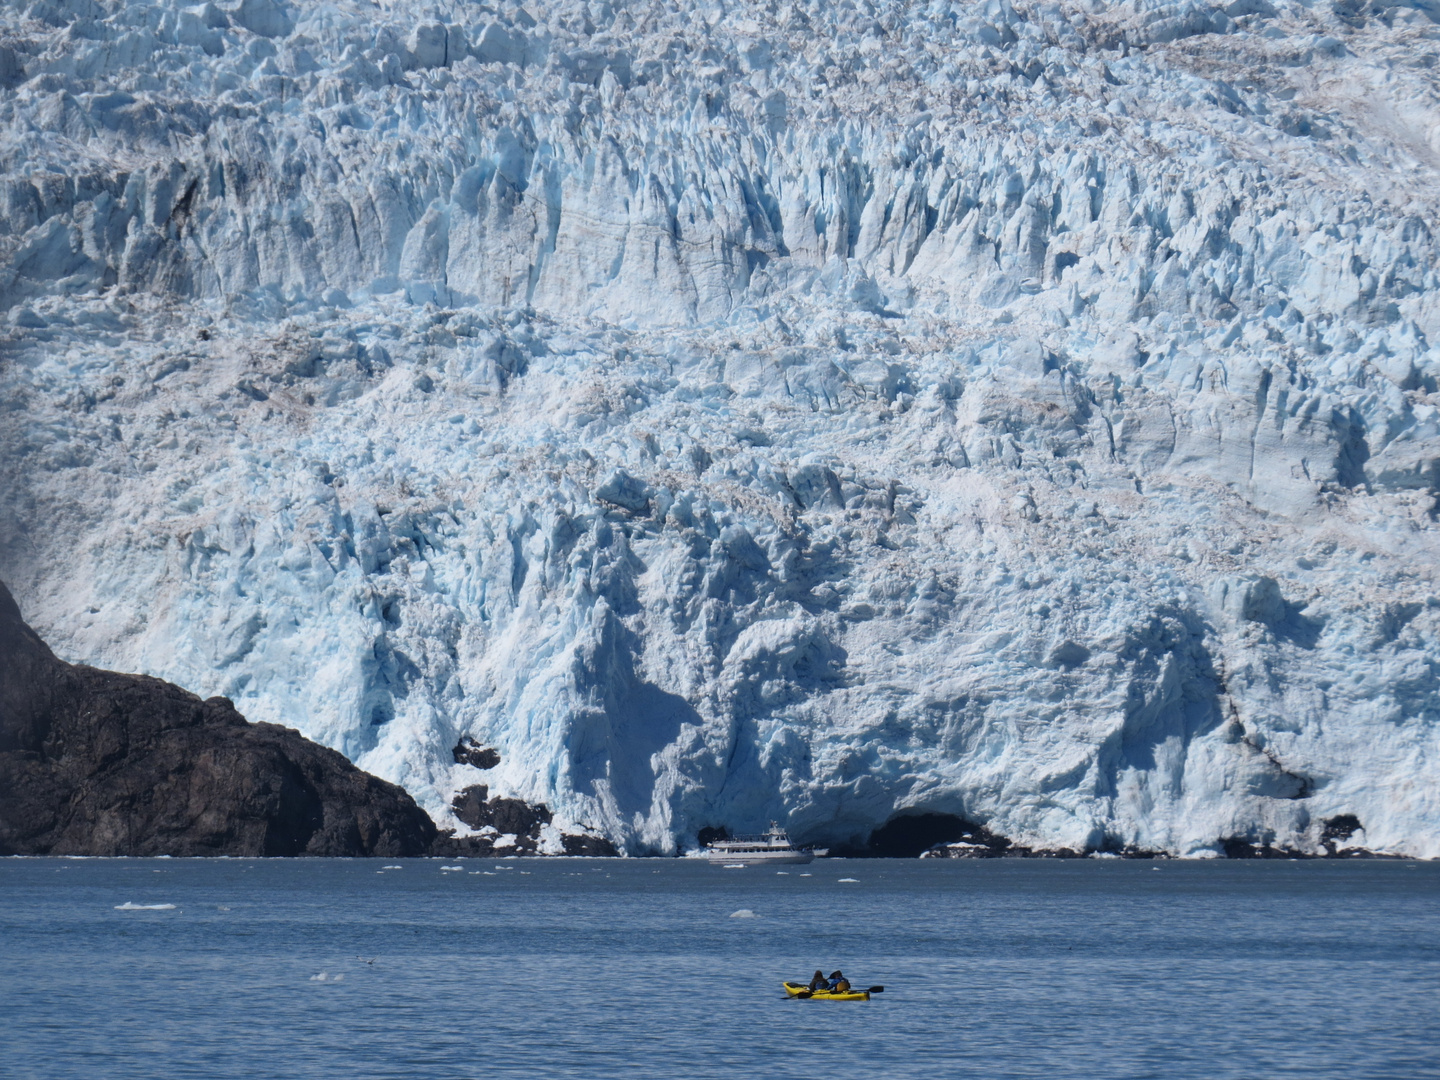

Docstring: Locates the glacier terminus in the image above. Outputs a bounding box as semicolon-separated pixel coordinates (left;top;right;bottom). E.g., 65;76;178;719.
1;0;1438;857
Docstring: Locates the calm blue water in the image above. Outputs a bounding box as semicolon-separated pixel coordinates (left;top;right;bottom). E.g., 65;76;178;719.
1;857;1437;1079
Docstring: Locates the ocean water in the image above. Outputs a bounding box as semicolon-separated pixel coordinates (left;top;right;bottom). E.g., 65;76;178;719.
1;857;1436;1079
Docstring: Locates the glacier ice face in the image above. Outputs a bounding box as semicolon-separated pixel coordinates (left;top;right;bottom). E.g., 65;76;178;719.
2;0;1439;855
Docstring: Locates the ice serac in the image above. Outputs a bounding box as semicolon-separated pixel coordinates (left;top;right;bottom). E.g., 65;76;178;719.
1;0;1438;857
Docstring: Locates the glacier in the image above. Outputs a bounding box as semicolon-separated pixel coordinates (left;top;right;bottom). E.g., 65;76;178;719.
1;0;1438;856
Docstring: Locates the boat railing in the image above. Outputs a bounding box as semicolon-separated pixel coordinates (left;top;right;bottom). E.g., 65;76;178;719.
711;834;786;844
703;821;809;848
706;833;807;847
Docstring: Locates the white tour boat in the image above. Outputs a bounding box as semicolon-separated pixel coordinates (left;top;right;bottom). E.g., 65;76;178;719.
701;822;820;866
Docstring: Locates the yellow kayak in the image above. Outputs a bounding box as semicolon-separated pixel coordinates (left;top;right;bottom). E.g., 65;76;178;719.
783;981;872;1001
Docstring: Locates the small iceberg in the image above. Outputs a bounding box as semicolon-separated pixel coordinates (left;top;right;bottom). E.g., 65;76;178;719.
838;878;859;883
440;865;464;871
114;902;175;910
729;909;759;918
382;865;403;870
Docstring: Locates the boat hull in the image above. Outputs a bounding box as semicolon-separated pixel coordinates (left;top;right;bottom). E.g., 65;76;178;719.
702;851;815;866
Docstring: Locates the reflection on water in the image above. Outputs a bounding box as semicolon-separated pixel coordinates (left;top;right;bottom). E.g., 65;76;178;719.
2;857;1436;1079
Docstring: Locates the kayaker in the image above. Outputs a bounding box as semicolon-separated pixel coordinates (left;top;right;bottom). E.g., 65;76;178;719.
826;970;851;993
807;970;828;991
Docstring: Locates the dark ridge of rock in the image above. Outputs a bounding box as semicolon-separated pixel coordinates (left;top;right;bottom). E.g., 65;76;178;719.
452;738;500;770
902;815;1159;859
560;833;619;856
1219;836;1300;859
452;783;552;837
920;825;1395;860
0;582;438;857
442;783;617;856
430;828;619;858
881;808;1404;860
1221;833;1397;859
920;839;1089;859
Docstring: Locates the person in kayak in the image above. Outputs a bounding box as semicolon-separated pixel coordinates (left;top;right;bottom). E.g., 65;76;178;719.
807;970;828;991
826;971;851;993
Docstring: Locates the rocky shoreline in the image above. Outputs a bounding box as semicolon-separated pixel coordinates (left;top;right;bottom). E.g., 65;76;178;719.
914;814;1397;860
0;580;1413;861
0;581;610;858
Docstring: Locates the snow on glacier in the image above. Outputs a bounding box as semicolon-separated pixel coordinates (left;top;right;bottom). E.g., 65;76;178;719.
1;0;1439;856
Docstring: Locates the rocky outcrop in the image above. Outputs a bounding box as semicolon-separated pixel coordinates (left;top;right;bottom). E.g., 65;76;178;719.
433;783;618;856
0;581;438;857
916;813;1389;859
452;738;501;770
442;743;617;854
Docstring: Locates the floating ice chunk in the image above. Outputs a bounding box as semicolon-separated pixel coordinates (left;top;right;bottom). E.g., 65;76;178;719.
440;865;464;870
382;866;403;870
729;909;759;918
723;864;746;869
837;878;859;882
114;902;175;910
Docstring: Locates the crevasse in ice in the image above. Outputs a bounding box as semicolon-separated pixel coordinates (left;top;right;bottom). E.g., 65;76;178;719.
2;0;1438;855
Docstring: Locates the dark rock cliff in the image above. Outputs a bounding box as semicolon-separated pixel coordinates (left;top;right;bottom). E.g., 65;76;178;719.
0;582;438;857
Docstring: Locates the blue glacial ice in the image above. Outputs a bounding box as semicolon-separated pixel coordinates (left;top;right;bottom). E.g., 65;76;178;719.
1;0;1438;856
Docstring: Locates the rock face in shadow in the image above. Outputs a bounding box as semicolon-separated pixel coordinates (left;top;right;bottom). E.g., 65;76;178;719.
433;783;618;857
452;738;501;770
0;582;438;857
